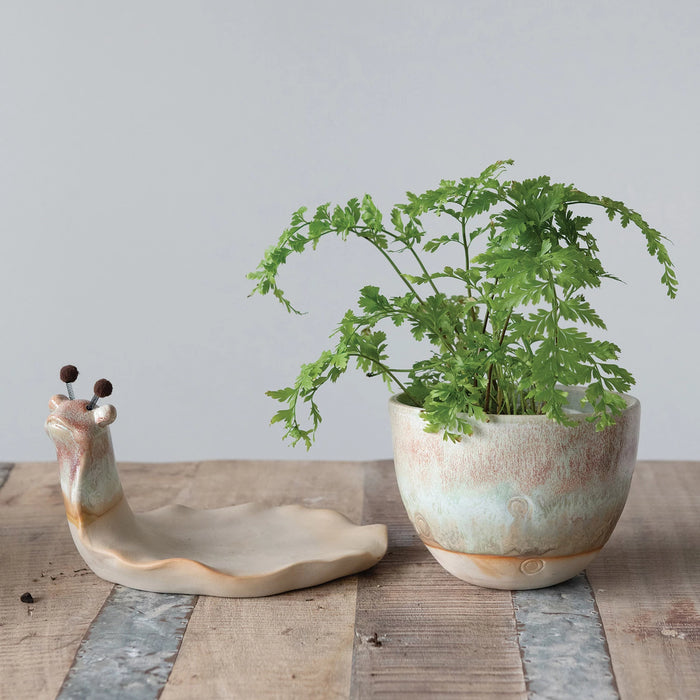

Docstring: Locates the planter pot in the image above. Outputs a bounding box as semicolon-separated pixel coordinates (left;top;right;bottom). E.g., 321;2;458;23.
388;387;640;590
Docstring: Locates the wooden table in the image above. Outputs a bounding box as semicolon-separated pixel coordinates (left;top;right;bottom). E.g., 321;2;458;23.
1;459;698;699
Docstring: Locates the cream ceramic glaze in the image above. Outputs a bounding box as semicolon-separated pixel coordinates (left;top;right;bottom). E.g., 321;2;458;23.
45;395;387;597
389;387;640;590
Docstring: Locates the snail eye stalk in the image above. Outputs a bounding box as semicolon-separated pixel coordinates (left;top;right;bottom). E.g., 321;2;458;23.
87;379;113;411
60;365;79;400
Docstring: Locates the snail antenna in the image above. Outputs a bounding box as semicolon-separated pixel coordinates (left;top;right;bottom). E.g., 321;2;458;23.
60;365;79;400
86;379;113;411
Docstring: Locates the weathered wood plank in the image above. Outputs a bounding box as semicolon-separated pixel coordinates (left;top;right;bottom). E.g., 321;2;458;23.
161;460;368;699
513;573;619;699
0;462;114;700
0;460;206;700
350;460;526;698
3;459;698;698
587;461;700;700
57;586;196;700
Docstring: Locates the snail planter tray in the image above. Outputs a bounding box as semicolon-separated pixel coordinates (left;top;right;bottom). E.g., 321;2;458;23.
45;367;388;597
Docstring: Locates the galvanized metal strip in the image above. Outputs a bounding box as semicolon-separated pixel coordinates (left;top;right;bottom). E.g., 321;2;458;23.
0;462;13;490
57;585;197;699
513;572;619;699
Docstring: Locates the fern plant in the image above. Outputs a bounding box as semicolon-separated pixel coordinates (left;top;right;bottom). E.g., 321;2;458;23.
248;160;676;447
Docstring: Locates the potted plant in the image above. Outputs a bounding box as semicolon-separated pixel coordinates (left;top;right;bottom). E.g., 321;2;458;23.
248;160;676;589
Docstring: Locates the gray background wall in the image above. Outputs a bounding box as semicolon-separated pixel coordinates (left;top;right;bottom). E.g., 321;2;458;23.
1;1;698;463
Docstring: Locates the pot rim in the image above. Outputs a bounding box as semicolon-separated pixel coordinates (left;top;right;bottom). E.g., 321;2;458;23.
389;385;639;424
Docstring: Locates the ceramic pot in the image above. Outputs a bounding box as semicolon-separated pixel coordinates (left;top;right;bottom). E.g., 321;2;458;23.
388;387;640;590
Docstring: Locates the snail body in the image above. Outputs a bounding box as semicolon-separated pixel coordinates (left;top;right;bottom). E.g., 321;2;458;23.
45;393;387;597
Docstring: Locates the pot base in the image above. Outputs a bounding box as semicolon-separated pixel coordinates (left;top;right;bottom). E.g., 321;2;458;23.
425;544;601;590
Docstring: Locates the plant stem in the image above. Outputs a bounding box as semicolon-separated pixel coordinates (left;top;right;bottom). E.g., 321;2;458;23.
550;277;560;346
362;229;459;357
377;226;442;297
356;230;459;357
484;364;495;414
481;308;490;335
357;232;425;303
460;216;480;328
460;219;470;284
459;184;476;266
483;309;513;413
498;309;513;345
349;352;420;405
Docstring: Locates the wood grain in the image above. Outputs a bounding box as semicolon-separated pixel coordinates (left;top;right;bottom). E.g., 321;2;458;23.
0;461;202;699
0;461;114;699
2;459;698;699
161;460;369;699
350;460;526;698
587;461;700;700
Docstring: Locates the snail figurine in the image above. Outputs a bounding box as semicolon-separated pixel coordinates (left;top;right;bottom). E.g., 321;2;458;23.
45;366;387;597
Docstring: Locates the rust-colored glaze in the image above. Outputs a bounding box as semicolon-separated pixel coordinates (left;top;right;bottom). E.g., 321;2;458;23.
389;387;641;589
426;540;602;564
425;543;603;590
46;395;122;530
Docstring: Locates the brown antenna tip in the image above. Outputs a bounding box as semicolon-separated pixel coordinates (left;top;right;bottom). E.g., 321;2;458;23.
93;379;113;398
60;365;79;383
